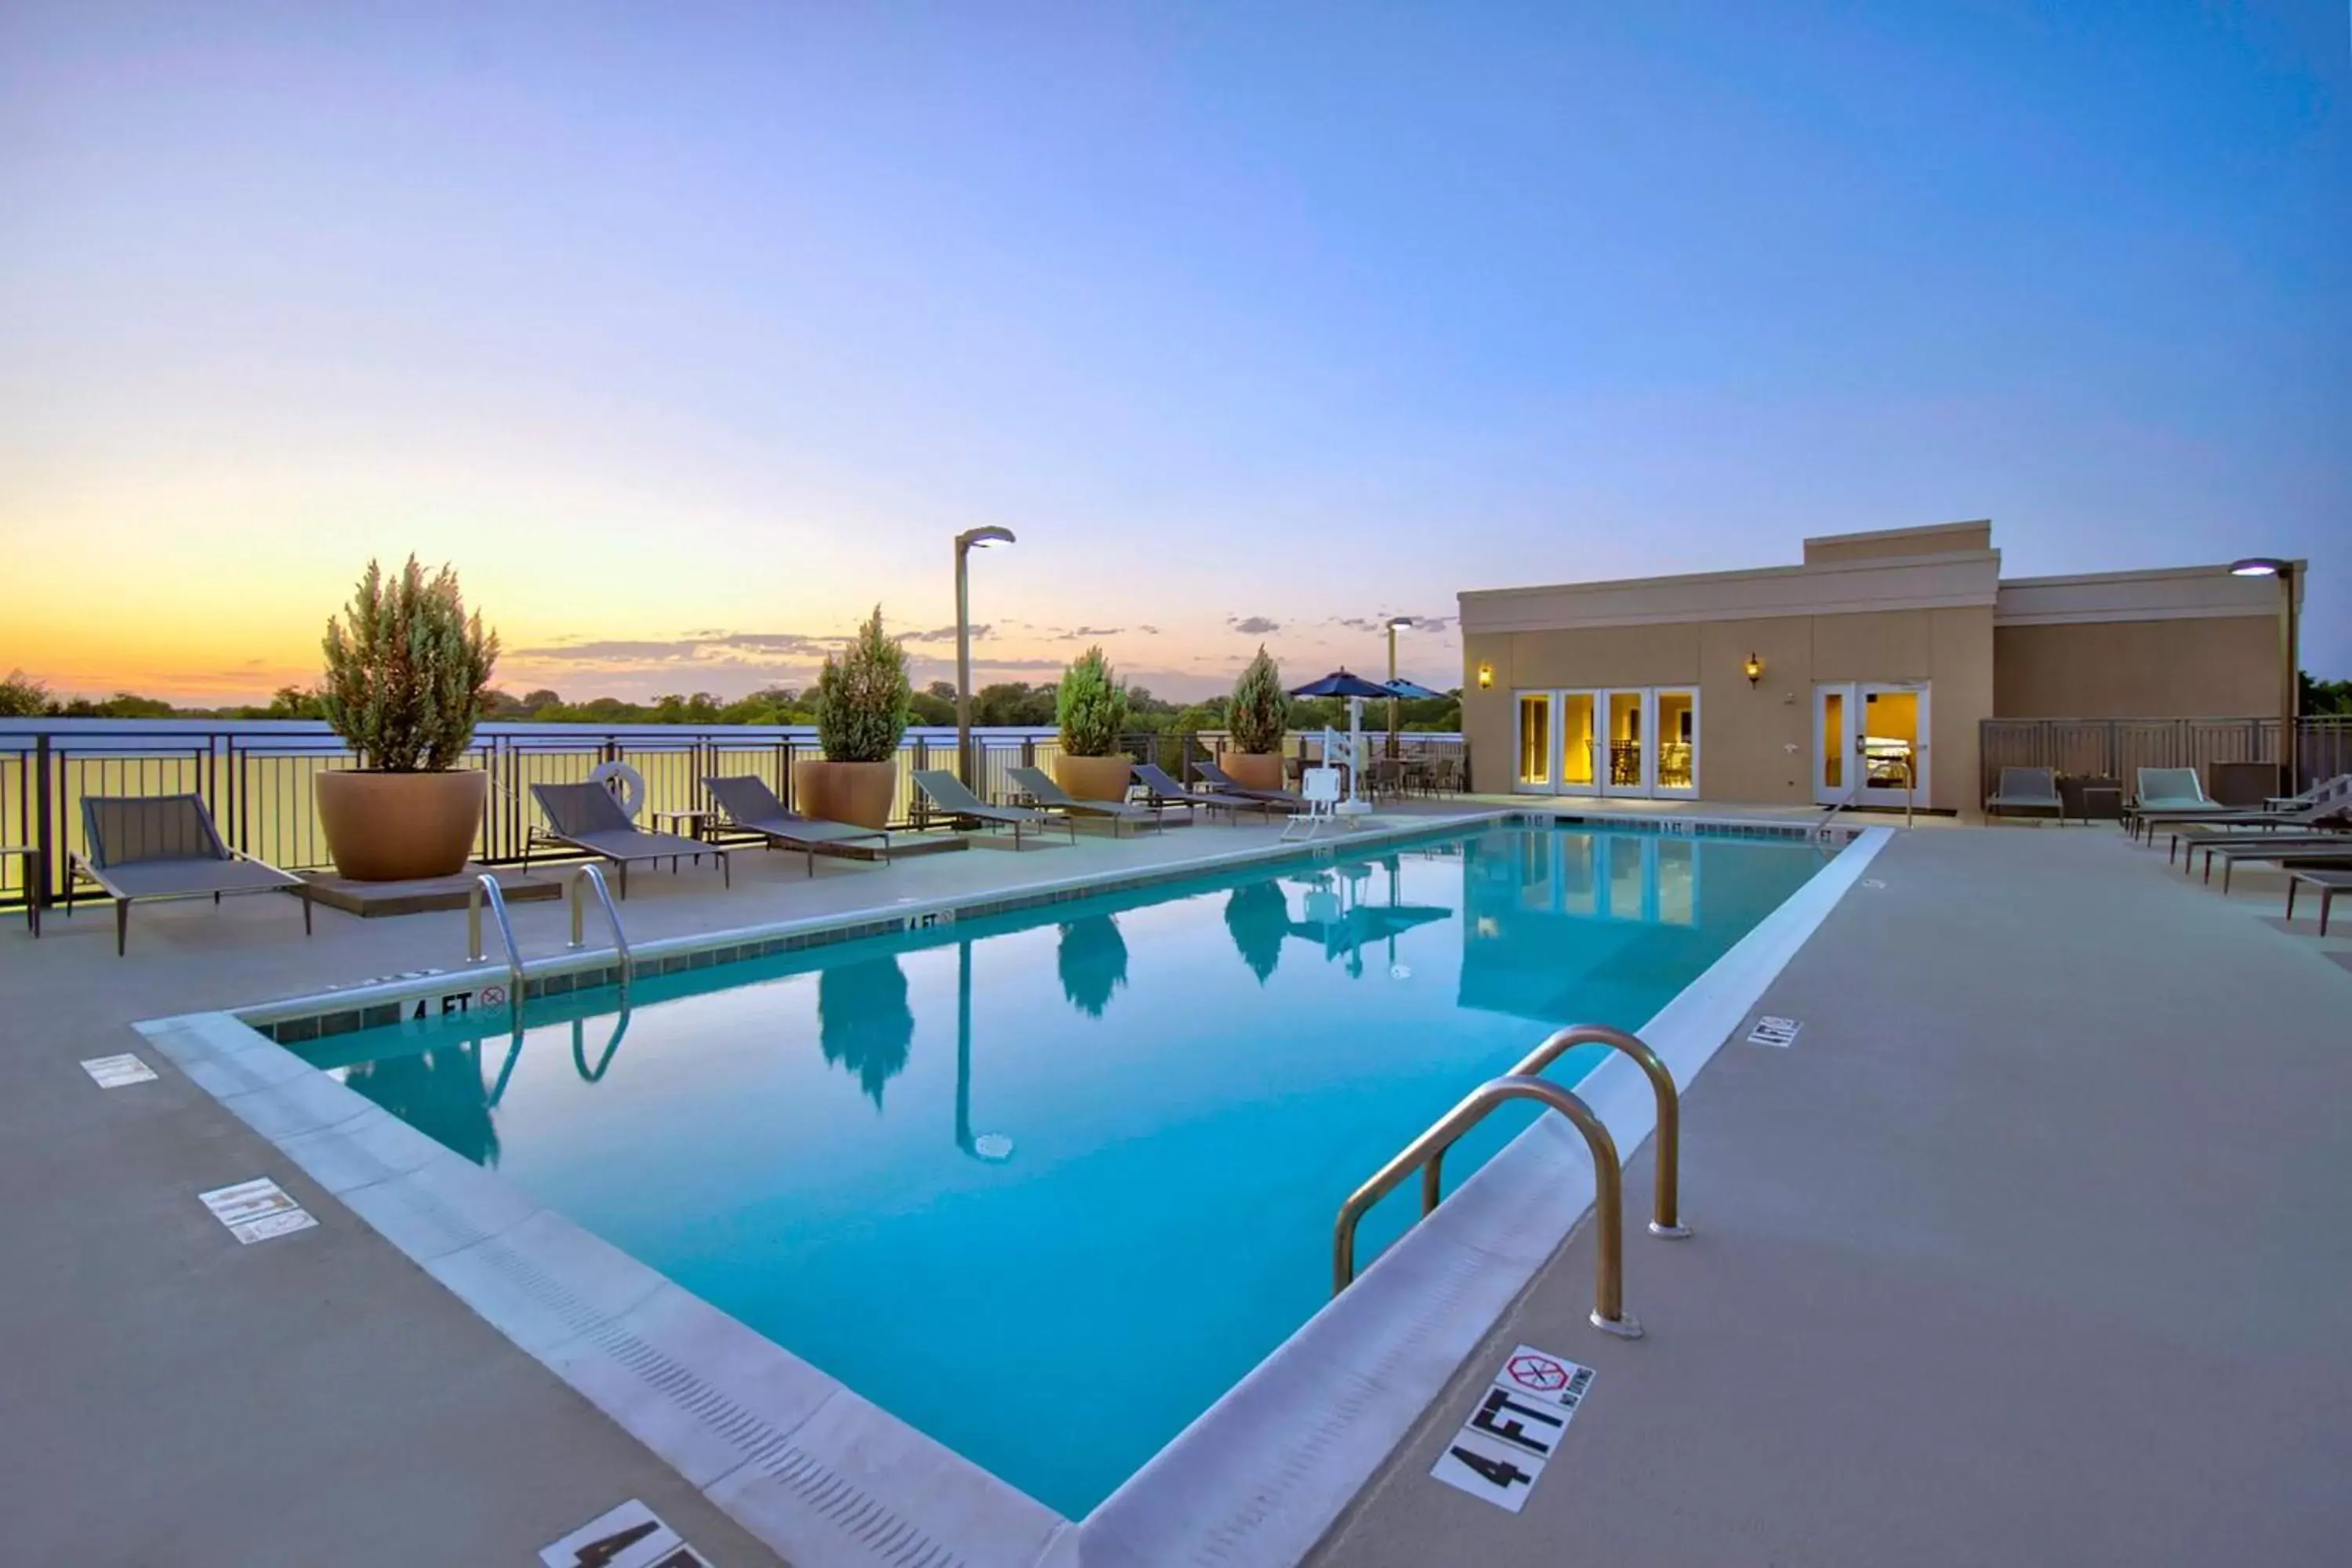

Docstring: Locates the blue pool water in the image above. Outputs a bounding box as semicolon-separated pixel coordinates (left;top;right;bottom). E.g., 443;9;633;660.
303;825;1822;1515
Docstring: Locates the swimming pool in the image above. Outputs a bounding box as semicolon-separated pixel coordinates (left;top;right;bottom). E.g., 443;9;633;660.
296;822;1824;1517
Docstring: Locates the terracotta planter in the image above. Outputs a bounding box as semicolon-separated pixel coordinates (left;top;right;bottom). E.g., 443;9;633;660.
314;769;488;882
1221;751;1287;792
1054;753;1135;802
793;759;898;829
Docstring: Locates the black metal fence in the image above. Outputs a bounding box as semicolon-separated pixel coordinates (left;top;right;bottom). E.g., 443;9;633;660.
1978;716;2352;801
0;720;1468;907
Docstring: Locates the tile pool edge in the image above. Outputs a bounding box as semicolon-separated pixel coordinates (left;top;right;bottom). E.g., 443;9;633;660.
230;811;1514;1041
137;815;1884;1568
1073;825;1895;1568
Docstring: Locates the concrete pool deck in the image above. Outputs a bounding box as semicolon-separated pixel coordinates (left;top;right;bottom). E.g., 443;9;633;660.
2;807;2345;1563
1307;819;2352;1567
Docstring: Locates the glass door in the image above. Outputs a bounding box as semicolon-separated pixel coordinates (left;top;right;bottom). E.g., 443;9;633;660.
1558;691;1599;796
1514;691;1555;793
1816;682;1930;807
1654;688;1699;797
1601;689;1649;796
1813;684;1851;805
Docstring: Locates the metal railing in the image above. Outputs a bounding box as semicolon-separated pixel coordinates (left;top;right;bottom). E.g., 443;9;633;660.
1336;1074;1645;1338
1501;1024;1688;1239
567;865;633;1001
466;874;524;1007
0;717;1468;910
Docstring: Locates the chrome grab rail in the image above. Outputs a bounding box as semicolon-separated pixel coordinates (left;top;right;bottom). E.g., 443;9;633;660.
1501;1023;1690;1239
568;864;633;1001
1335;1073;1642;1338
466;874;526;1011
572;1007;633;1083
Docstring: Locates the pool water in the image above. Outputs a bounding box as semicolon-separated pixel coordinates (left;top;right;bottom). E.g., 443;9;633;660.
303;825;1822;1515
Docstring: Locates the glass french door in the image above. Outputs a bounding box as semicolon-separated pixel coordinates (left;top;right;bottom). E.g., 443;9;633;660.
1814;682;1929;807
1523;687;1693;799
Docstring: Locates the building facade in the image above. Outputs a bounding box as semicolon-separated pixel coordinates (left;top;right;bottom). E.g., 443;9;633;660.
1458;521;2299;814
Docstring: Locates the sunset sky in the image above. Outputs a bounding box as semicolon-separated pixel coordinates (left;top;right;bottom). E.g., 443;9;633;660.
3;2;2345;705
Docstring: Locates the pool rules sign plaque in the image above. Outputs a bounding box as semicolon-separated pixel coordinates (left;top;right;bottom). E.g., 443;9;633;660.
1428;1345;1595;1512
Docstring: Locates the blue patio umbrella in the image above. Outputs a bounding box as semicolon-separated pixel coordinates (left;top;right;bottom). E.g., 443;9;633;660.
1288;669;1395;700
1381;677;1446;702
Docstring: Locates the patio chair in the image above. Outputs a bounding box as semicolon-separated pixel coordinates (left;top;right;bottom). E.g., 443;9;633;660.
1195;759;1309;808
702;775;891;875
69;793;312;955
1986;767;2063;825
1133;762;1280;819
528;782;729;898
912;770;1072;848
1006;766;1160;836
2160;781;2352;863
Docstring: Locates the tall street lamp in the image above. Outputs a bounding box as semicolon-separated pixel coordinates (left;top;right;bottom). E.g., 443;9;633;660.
2230;557;2299;793
1385;616;1414;758
956;526;1017;785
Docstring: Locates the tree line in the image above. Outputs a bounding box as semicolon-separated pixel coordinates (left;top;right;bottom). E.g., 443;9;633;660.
0;670;1468;731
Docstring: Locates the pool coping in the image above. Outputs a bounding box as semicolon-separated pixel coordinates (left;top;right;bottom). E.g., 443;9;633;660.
136;811;1885;1568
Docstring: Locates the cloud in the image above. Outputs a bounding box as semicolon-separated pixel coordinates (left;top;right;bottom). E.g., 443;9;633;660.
898;624;989;644
1228;615;1282;636
1057;625;1125;640
1138;625;1160;635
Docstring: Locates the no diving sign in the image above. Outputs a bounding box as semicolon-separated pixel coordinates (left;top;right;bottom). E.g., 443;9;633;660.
1428;1345;1595;1513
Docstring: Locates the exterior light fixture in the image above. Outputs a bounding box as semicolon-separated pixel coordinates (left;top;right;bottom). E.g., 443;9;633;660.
1744;653;1764;686
1477;662;1494;689
2229;557;2300;793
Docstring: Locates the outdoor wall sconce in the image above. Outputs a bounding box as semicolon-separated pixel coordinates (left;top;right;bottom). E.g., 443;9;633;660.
1476;662;1494;689
1744;653;1764;686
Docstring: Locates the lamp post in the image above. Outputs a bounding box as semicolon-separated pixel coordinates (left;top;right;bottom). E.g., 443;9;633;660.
1385;616;1414;759
955;527;1017;786
2230;557;2299;793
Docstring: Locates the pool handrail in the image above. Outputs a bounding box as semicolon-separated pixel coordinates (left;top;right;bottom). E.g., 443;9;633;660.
1334;1073;1642;1338
466;873;526;1012
1501;1022;1690;1239
568;863;633;1002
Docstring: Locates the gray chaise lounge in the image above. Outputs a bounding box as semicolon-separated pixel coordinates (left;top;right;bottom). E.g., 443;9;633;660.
528;782;729;897
69;793;311;955
1006;766;1160;835
1986;767;2063;825
913;770;1072;848
703;775;891;874
1193;759;1308;809
1133;762;1279;819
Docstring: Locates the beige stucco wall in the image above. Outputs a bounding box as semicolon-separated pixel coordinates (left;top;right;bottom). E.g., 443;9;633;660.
1802;521;1991;565
1463;604;1993;811
1993;616;2281;717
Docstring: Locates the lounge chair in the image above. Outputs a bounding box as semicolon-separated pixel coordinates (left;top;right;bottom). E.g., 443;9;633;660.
2285;869;2352;937
68;793;311;955
1986;767;2063;825
1194;759;1309;809
702;775;891;874
1133;762;1279;819
2127;767;2233;841
2189;836;2352;893
528;782;729;897
1006;766;1160;835
911;770;1072;848
2161;783;2352;863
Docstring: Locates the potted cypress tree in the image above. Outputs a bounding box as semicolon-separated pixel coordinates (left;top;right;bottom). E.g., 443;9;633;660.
314;557;499;881
1224;644;1290;792
1051;644;1134;800
796;605;910;829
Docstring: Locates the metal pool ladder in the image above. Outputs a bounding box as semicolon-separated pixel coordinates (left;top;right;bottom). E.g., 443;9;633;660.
466;873;526;1011
566;863;633;1003
1332;1023;1690;1340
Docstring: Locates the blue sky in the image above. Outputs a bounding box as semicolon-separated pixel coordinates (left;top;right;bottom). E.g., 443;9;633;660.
2;1;2344;701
